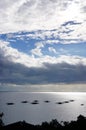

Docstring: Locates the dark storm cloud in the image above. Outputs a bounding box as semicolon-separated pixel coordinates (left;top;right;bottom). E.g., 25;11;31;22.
43;63;86;83
0;55;86;85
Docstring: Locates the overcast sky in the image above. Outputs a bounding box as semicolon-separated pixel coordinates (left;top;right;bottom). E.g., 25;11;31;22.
0;0;86;91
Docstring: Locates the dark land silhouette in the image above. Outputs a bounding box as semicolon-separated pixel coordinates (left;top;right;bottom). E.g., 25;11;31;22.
0;113;86;130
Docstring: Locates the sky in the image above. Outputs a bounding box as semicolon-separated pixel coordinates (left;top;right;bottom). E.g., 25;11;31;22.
0;0;86;92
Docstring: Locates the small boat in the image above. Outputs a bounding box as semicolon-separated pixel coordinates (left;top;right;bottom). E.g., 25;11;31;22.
6;103;14;105
21;101;28;103
56;102;63;104
81;104;84;106
31;100;39;105
63;101;69;103
44;100;50;103
31;102;39;104
69;100;75;102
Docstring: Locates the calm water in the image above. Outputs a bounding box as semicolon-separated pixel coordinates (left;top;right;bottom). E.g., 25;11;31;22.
0;92;86;125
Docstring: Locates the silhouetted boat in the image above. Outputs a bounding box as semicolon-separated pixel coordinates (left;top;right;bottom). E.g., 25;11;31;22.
63;101;69;103
21;101;28;103
81;104;84;106
44;100;50;103
56;102;63;104
6;103;14;105
31;100;39;105
69;100;75;102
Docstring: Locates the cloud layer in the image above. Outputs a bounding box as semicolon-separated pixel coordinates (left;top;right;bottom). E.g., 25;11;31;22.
0;0;86;42
0;40;86;85
0;0;86;91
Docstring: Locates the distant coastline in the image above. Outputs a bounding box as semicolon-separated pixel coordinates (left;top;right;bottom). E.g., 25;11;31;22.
0;83;86;92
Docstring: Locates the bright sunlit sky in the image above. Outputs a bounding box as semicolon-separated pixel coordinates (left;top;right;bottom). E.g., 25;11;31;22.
0;0;86;91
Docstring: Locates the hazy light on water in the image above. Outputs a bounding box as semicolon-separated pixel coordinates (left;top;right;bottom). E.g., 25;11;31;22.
0;92;86;125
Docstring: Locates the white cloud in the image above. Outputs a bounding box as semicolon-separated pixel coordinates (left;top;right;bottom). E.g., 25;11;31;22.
0;40;42;67
1;40;86;85
30;42;44;57
31;47;43;57
0;40;86;69
48;47;57;54
0;0;85;42
35;42;44;48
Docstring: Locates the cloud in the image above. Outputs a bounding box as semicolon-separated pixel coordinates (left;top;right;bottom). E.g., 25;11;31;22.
0;40;41;67
0;40;86;85
30;47;43;57
48;47;57;54
82;6;86;13
0;0;86;92
0;55;86;85
62;21;81;26
30;42;44;57
2;29;85;46
0;40;86;67
0;0;86;43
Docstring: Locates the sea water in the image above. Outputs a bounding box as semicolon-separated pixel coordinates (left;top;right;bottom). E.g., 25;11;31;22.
0;92;86;125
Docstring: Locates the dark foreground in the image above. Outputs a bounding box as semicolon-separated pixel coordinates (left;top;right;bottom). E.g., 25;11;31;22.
0;115;86;130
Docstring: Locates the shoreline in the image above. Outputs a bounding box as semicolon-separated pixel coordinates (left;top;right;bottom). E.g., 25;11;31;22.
1;115;86;130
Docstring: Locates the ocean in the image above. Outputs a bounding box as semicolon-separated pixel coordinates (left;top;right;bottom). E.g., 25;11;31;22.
0;92;86;125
